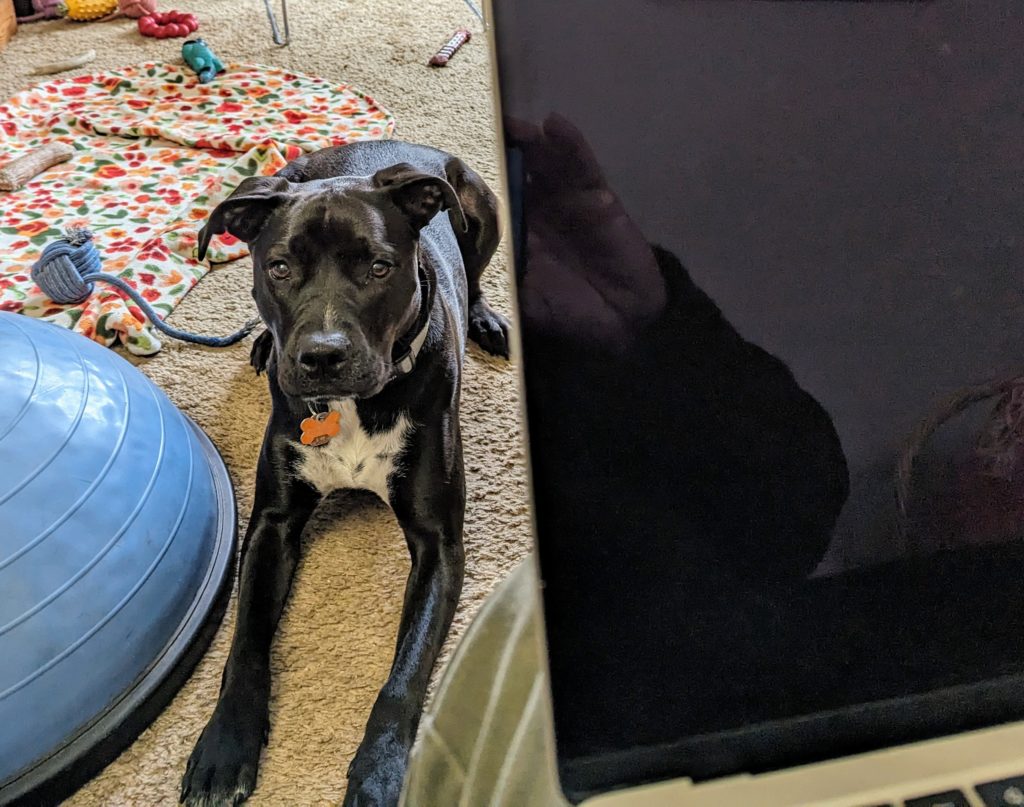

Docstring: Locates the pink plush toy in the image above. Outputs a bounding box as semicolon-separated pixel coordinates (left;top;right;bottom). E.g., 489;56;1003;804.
117;0;158;17
15;0;64;22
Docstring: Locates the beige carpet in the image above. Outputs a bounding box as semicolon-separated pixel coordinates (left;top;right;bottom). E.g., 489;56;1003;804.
0;2;532;803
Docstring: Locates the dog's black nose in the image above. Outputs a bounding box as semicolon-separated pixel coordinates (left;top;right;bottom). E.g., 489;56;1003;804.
296;332;350;376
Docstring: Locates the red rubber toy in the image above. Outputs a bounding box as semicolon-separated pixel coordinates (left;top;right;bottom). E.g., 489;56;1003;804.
138;10;198;38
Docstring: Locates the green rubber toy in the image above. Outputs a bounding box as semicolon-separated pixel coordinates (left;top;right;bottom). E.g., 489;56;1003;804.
182;39;225;84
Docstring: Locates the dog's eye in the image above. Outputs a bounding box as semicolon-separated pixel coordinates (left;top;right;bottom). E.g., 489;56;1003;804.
268;260;291;281
370;260;393;279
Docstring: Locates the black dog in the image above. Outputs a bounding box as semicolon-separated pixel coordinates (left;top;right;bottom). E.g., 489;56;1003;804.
179;140;509;807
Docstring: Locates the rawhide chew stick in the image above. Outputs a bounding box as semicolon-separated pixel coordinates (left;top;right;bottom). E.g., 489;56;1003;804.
0;143;75;191
33;49;98;75
429;28;471;67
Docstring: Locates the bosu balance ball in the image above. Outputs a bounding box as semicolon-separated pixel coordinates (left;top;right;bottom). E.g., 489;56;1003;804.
0;312;236;805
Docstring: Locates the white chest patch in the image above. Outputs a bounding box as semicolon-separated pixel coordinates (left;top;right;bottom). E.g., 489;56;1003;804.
293;399;412;503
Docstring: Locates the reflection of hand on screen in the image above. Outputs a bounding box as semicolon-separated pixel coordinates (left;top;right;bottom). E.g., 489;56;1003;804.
504;113;666;350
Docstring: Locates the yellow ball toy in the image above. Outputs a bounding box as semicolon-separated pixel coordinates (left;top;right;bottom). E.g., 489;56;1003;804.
63;0;119;20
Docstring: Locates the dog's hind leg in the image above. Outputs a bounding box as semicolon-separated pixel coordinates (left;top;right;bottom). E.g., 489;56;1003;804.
446;157;511;358
181;438;320;807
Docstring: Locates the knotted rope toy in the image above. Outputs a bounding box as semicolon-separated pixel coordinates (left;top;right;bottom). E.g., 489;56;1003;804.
32;228;258;348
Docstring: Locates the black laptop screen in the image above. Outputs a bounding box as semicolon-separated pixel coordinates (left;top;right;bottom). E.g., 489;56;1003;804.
492;0;1024;800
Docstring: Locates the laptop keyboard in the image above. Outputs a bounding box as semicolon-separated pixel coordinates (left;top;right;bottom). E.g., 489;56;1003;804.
879;777;1024;807
903;791;970;807
976;776;1024;806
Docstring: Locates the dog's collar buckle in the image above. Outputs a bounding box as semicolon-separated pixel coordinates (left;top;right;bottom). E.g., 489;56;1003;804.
389;251;432;381
391;319;430;379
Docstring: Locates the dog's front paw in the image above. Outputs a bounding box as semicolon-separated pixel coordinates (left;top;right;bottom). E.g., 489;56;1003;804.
468;298;511;359
180;701;266;807
342;727;409;807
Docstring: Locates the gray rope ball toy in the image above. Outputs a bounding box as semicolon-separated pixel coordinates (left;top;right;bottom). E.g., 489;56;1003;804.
31;228;258;348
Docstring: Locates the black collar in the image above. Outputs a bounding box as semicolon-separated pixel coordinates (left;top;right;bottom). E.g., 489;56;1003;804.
390;250;433;379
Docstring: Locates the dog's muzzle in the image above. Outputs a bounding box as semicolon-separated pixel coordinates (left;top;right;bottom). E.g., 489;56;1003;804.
277;330;387;399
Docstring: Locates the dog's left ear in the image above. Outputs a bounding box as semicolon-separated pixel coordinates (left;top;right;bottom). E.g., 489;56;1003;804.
373;163;468;234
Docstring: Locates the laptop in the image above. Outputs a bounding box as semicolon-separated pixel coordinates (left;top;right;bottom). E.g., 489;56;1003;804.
487;1;1024;806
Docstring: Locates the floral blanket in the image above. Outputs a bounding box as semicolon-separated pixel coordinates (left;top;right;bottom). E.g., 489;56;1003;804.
0;62;394;354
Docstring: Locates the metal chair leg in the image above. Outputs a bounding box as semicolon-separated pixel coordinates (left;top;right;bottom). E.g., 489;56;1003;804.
464;0;486;29
263;0;290;46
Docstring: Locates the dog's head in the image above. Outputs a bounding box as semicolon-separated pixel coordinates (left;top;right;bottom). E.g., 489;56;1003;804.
198;164;466;401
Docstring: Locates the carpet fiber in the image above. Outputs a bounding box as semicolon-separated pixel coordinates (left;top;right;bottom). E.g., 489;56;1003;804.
0;2;532;803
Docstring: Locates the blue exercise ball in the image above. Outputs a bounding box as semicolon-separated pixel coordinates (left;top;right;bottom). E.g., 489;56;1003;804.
0;312;236;805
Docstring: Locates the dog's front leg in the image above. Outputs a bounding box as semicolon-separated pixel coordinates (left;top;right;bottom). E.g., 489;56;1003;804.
181;438;320;807
344;416;466;807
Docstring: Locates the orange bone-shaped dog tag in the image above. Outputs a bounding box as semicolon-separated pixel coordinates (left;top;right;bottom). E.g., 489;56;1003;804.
300;411;341;447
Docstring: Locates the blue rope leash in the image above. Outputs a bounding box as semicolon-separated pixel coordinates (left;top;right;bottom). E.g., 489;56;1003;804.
32;228;258;348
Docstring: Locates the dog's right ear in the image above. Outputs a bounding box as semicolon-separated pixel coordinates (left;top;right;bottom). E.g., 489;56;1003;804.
196;176;291;261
